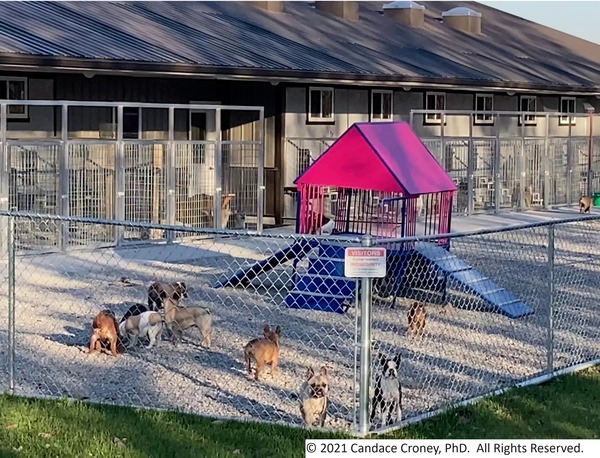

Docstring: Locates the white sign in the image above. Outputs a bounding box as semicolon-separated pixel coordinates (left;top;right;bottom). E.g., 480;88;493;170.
344;247;387;278
306;439;598;458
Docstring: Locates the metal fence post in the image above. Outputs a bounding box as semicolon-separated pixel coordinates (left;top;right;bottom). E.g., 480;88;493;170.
566;121;573;207
467;115;474;215
114;106;125;245
59;104;70;250
358;234;374;436
520;120;527;210
543;114;551;209
214;108;223;230
494;118;501;213
166;107;176;243
7;215;16;394
256;108;265;233
0;103;8;256
546;224;555;375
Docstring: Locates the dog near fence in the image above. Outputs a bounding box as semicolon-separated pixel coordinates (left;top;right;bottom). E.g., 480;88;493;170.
1;211;600;435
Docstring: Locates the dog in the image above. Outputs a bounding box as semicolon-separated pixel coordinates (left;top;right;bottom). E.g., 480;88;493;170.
162;290;212;348
320;215;335;235
89;310;123;357
580;196;592;213
299;366;329;427
244;324;282;381
120;302;150;324
119;310;164;349
408;301;427;336
370;353;402;427
148;281;188;311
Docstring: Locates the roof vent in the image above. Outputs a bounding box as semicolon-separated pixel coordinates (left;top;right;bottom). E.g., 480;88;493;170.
382;1;425;28
441;7;482;34
251;1;284;13
314;1;359;22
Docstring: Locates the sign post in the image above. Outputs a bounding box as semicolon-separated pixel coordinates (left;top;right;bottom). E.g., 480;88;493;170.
345;235;387;436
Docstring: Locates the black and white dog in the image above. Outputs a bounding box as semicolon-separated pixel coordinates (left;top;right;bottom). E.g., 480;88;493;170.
370;353;402;427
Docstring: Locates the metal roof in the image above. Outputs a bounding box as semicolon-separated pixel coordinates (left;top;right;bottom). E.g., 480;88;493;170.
0;1;599;91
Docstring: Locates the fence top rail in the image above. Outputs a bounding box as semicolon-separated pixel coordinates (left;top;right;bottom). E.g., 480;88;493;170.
372;213;600;245
0;210;598;245
4;139;263;146
0;210;362;244
410;109;592;117
0;99;264;112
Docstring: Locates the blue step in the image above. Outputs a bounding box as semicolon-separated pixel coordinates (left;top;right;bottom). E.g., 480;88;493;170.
413;242;534;319
308;257;345;276
296;274;356;297
285;291;347;314
320;243;347;260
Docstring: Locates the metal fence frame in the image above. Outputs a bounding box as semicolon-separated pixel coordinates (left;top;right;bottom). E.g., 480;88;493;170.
410;109;600;215
0;100;266;250
2;210;600;437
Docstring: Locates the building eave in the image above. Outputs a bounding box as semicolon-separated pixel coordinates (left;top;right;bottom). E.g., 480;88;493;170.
2;54;600;96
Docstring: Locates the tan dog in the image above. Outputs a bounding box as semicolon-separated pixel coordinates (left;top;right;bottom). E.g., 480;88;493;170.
244;324;281;381
408;301;427;336
162;292;212;348
299;366;329;427
89;310;123;357
580;196;592;213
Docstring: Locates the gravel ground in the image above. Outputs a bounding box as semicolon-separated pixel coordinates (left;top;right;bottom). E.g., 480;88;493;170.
1;217;600;433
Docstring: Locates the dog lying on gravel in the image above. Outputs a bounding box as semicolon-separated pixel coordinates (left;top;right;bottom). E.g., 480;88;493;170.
89;310;123;357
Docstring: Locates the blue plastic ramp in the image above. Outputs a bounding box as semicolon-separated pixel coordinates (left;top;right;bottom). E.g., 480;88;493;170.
215;239;318;288
413;242;534;319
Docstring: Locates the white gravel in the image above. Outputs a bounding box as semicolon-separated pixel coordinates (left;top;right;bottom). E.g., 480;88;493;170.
0;217;600;432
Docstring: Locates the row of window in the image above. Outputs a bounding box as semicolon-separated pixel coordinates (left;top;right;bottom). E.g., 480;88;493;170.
309;87;580;126
0;76;585;128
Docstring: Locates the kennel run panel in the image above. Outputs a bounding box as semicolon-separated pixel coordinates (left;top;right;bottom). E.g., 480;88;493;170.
123;142;167;240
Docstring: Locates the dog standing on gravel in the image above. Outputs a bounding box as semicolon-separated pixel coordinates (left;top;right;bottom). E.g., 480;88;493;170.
370;353;402;427
120;302;150;324
299;366;329;427
119;310;164;349
89;310;123;357
244;324;282;381
580;196;592;214
407;301;427;336
148;280;189;311
162;290;212;348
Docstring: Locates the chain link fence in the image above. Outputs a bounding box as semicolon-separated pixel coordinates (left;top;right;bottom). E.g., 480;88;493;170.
1;211;600;435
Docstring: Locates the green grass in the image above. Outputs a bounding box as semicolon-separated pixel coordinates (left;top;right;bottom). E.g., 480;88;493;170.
2;366;600;458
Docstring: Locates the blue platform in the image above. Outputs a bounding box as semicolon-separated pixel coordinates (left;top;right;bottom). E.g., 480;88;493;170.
284;242;356;314
413;242;534;319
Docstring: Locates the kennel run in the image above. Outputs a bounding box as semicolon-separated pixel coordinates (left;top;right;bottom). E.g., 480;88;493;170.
0;100;265;251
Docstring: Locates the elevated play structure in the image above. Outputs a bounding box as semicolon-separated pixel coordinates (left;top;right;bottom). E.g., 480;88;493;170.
217;121;533;319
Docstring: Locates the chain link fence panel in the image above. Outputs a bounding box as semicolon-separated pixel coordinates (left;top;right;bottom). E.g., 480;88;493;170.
1;211;600;435
0;212;360;431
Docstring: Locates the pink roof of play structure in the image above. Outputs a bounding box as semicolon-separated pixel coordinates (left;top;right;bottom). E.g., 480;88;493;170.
295;121;458;195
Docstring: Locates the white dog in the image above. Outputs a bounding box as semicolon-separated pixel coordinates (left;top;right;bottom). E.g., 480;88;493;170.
119;311;164;349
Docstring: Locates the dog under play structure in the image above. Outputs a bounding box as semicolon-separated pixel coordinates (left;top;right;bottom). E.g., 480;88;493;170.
217;121;533;319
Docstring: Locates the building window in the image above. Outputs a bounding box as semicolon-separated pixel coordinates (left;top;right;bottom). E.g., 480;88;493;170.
123;107;141;139
519;95;537;125
1;77;28;119
371;90;393;121
474;93;494;125
425;92;446;124
308;87;334;122
560;97;576;125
